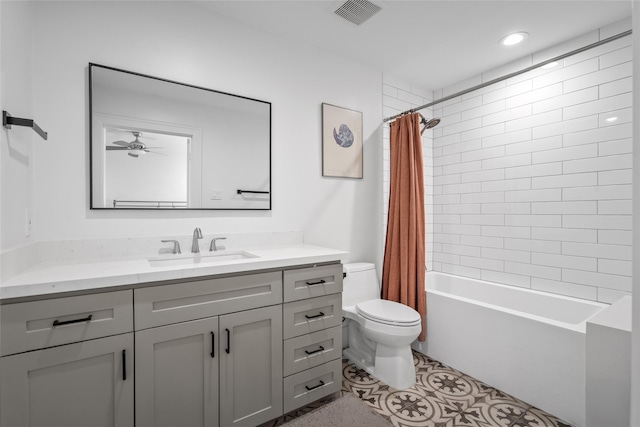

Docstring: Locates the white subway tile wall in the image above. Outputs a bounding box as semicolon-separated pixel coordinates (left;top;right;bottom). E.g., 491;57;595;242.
382;78;434;270
430;32;632;303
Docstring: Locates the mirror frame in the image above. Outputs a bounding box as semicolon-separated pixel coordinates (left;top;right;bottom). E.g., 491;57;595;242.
88;63;272;210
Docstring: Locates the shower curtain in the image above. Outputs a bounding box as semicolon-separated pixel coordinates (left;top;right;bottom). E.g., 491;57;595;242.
382;112;426;341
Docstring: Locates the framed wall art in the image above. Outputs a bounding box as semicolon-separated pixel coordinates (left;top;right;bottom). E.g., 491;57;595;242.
322;103;363;179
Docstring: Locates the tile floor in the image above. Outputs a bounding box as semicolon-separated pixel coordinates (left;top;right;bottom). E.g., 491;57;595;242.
271;351;573;427
341;351;572;427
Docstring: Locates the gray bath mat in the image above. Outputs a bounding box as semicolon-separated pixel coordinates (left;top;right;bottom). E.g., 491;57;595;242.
283;394;392;427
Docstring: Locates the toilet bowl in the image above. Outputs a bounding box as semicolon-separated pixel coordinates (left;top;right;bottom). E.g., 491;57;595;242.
342;263;422;390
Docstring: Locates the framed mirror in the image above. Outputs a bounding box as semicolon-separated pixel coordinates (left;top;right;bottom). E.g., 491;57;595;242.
89;63;271;210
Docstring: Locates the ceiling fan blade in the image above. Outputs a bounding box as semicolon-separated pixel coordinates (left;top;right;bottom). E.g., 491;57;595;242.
147;151;169;156
112;140;131;147
127;152;139;158
106;146;128;151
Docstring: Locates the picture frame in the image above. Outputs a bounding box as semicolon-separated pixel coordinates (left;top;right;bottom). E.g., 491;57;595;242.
322;103;363;179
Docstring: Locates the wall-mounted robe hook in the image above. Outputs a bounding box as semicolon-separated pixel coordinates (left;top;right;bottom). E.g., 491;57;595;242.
2;110;48;140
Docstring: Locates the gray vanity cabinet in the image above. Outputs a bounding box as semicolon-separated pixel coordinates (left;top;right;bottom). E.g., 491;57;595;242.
135;317;220;427
134;271;284;427
135;305;283;427
0;333;134;427
219;305;283;427
0;262;342;427
0;290;134;427
281;264;343;413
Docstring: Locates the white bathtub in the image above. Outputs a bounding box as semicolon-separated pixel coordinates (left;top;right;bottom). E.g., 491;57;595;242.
413;271;606;427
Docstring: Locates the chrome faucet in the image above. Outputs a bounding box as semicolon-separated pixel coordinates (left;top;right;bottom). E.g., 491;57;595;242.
161;239;181;254
191;228;203;253
210;237;227;252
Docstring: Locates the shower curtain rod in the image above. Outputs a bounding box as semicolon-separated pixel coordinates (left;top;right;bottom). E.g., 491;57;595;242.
383;29;632;123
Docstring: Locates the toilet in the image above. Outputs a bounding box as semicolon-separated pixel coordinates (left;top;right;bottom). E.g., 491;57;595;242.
342;262;422;390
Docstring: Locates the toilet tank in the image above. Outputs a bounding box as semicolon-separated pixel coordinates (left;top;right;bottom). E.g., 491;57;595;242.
342;262;380;307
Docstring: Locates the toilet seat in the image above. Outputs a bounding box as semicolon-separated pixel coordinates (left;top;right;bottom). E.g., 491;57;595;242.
356;299;421;327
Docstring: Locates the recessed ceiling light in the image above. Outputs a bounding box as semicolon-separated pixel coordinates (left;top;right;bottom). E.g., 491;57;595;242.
606;116;618;122
542;62;558;69
500;32;529;46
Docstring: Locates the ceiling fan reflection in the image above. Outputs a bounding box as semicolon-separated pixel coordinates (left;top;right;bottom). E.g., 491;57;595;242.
106;131;166;158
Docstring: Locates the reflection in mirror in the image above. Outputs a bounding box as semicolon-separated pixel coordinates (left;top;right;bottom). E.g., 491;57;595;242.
90;63;271;210
106;129;189;208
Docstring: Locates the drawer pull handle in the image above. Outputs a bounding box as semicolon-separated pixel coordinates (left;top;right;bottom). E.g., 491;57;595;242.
305;346;325;355
122;349;127;381
52;314;93;327
305;380;325;391
305;279;326;286
305;312;324;320
210;332;215;358
225;328;231;354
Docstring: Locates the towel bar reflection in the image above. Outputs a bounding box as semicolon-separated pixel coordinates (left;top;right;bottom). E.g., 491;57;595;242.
2;110;48;140
237;189;270;194
113;200;187;208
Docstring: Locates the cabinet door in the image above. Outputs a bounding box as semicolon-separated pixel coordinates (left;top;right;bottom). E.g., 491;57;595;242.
220;305;283;427
0;333;134;427
135;317;219;427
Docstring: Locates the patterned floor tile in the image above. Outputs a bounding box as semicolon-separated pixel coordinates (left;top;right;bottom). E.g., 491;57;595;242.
387;395;453;427
413;350;433;367
274;351;573;427
525;407;573;427
441;401;493;427
452;388;533;427
342;361;397;416
418;371;490;406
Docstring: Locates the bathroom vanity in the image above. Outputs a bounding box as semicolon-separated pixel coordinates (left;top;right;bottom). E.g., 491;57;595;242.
0;244;346;427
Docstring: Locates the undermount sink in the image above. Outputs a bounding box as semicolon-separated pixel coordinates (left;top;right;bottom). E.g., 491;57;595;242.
148;251;258;268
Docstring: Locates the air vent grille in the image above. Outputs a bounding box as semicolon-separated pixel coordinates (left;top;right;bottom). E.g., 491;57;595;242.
333;0;381;26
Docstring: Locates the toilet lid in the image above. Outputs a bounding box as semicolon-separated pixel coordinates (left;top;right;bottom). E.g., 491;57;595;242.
356;300;421;326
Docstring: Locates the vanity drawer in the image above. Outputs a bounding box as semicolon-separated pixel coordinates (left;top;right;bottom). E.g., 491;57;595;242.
283;326;342;376
283;359;342;413
135;271;282;330
283;264;343;302
1;290;133;356
283;294;342;339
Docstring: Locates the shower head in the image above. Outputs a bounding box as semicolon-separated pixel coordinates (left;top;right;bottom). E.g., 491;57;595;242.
419;116;441;135
424;118;441;129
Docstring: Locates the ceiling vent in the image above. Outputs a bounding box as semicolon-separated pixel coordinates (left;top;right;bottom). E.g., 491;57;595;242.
333;0;382;26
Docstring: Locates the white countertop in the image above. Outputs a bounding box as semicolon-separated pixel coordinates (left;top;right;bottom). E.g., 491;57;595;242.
1;244;348;300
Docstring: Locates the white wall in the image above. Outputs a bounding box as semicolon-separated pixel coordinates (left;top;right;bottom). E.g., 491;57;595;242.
430;20;632;303
1;1;382;263
381;76;434;270
0;1;35;251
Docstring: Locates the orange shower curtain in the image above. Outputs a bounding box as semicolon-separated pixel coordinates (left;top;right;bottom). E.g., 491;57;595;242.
382;113;426;341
